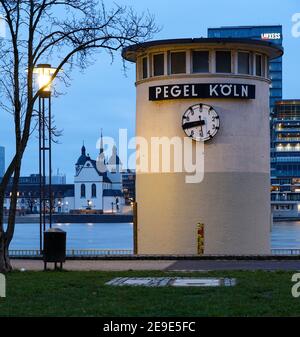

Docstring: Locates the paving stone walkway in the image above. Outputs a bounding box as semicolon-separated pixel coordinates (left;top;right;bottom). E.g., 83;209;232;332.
11;259;300;271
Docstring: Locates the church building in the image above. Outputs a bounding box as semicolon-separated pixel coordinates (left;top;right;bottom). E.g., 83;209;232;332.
74;133;124;213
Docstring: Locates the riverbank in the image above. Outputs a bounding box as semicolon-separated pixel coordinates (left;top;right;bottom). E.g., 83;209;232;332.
5;214;133;224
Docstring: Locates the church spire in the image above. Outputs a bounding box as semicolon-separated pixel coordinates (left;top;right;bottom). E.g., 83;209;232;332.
99;129;104;155
81;141;86;155
96;129;107;173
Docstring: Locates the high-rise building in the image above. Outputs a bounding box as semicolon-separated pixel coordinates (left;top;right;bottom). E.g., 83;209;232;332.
122;169;136;203
271;100;300;218
208;25;283;112
0;146;5;177
208;25;286;220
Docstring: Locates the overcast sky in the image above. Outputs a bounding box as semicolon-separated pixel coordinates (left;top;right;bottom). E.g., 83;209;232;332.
0;0;299;182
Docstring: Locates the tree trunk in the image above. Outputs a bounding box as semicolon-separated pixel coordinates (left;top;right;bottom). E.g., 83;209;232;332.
0;160;21;273
0;188;9;273
0;234;12;273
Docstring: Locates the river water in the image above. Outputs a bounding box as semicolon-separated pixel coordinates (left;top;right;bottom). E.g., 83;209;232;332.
8;221;300;250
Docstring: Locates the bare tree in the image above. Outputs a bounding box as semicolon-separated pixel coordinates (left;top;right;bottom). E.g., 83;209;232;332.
25;192;37;214
0;0;157;273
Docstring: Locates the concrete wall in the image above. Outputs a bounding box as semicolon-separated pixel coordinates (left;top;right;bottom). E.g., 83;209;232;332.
136;74;271;255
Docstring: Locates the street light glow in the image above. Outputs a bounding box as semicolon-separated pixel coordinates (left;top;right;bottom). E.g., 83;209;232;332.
33;64;58;94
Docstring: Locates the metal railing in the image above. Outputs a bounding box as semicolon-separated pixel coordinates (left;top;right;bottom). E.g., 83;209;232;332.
271;249;300;255
275;129;300;132
275;148;300;152
275;138;300;142
9;250;42;257
8;249;300;257
9;249;133;258
66;249;133;257
271;157;300;162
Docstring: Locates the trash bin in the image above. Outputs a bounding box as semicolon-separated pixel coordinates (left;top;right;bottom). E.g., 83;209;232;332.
43;228;66;270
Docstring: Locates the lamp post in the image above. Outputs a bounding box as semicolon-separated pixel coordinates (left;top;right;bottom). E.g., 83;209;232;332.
33;64;58;252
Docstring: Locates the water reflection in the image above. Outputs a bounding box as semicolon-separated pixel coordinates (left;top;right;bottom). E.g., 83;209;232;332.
9;221;300;250
271;221;300;249
10;223;133;250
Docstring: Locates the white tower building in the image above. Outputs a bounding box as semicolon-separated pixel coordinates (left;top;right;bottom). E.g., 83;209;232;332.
123;38;283;255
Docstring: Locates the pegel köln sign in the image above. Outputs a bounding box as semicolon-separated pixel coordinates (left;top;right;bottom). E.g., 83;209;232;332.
149;83;256;101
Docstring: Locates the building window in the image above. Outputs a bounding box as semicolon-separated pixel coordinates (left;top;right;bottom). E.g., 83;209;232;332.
269;61;282;72
170;52;186;74
270;72;282;80
270;88;282;97
92;184;97;198
256;54;262;76
215;51;232;73
142;57;148;79
238;52;250;74
80;184;86;198
270;80;282;89
153;53;164;76
265;57;269;77
192;51;209;73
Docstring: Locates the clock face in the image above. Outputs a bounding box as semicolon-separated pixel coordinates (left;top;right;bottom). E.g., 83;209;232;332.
182;104;220;142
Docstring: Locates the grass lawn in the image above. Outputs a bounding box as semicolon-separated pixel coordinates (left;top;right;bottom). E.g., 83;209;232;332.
0;270;300;317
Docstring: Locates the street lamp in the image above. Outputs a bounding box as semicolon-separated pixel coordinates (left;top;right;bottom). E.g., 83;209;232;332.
33;64;57;96
33;64;59;252
87;200;93;210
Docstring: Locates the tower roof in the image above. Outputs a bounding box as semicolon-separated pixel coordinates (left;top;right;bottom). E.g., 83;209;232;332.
76;143;88;166
122;37;283;62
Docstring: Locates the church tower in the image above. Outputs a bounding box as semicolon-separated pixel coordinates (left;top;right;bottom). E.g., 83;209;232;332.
107;145;122;190
96;130;107;174
75;143;88;174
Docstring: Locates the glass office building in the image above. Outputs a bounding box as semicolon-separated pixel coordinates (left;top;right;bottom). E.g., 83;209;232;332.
208;26;294;219
271;100;300;218
208;25;283;112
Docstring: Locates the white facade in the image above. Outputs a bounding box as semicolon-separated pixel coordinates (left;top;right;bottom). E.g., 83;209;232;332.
74;141;124;213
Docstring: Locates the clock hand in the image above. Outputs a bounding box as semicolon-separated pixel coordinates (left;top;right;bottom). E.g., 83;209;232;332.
182;120;205;130
199;116;203;136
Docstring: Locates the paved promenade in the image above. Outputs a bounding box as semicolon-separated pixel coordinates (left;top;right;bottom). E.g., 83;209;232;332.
11;259;300;271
